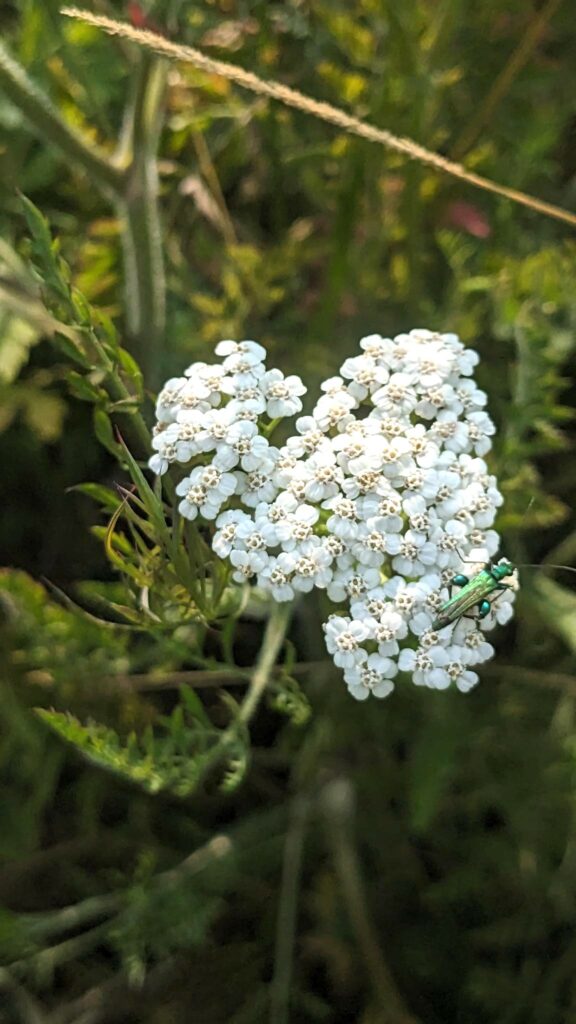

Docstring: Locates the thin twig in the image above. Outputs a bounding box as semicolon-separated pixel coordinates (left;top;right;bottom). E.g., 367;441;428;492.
24;893;121;944
1;922;112;982
61;7;576;230
0;835;232;965
95;659;324;692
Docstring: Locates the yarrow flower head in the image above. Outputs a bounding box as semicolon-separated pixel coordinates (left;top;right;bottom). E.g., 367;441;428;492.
150;330;516;702
149;340;304;522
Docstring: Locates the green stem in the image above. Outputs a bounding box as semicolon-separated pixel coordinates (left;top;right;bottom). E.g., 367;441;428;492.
26;892;121;944
96;660;325;693
104;366;151;458
0;40;123;197
2;921;111;981
0;40;168;384
239;602;294;726
194;602;294;789
4;834;232;955
119;54;167;385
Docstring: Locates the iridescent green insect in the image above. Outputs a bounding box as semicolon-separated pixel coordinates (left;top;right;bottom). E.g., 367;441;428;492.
433;558;576;632
432;560;515;632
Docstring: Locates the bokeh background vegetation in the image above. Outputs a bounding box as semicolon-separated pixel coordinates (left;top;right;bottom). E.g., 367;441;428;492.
2;1;576;1021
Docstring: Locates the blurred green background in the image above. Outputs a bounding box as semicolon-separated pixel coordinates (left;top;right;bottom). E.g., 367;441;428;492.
2;1;576;1021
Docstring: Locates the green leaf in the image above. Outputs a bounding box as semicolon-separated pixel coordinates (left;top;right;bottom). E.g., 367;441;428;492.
119;439;171;546
118;347;144;398
35;708;217;797
93;407;123;457
219;740;248;793
20;194;70;305
268;674;311;726
36;710;165;793
67;371;104;402
179;686;213;729
70;482;122;511
51;328;91;368
19;194;56;267
0;908;39;961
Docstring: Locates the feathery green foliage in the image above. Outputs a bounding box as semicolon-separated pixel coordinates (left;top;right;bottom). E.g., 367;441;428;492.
1;2;576;1022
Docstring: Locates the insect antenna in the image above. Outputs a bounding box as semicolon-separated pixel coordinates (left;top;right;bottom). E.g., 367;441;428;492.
455;547;486;565
516;563;576;575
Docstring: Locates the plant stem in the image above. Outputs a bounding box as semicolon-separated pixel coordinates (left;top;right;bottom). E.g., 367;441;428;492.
0;40;123;197
103;365;151;457
0;39;168;383
118;54;167;384
1;922;111;981
26;893;121;943
191;603;293;790
2;834;232;957
96;660;325;693
239;602;294;726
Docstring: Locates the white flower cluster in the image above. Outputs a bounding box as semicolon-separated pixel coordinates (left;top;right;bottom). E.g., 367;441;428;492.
149;340;306;517
150;330;516;702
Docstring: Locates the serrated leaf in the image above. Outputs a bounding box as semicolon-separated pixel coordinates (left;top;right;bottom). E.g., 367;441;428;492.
70;287;94;323
219;736;248;793
268;674;311;726
36;710;168;792
35;704;220;798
